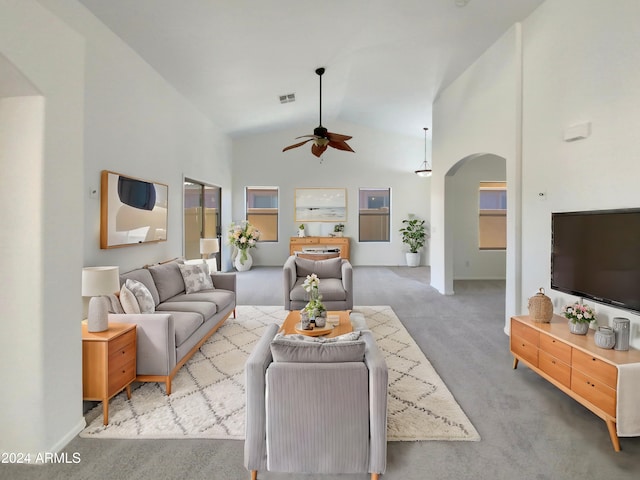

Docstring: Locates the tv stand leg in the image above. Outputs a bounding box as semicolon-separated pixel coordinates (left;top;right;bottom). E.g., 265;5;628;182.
605;418;621;452
512;357;519;369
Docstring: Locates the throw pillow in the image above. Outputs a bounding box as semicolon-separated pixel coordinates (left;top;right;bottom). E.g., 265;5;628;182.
125;278;155;313
120;284;141;314
295;256;342;278
270;332;365;363
178;263;214;294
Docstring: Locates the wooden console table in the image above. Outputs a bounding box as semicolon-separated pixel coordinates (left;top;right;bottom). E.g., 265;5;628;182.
289;236;350;260
510;315;640;451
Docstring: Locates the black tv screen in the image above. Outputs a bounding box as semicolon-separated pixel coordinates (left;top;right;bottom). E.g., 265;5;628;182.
551;209;640;314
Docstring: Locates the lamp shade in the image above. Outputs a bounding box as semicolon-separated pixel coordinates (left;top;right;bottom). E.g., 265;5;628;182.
200;238;219;255
82;266;120;297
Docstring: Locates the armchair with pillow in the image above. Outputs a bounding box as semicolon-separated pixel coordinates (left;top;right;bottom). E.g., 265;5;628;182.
244;324;388;479
109;260;236;395
283;255;353;311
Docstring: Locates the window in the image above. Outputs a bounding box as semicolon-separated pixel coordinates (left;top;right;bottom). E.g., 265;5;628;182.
359;188;390;242
246;187;278;241
478;181;506;250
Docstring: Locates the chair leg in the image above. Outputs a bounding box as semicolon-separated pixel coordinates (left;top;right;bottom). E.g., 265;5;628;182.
250;470;257;480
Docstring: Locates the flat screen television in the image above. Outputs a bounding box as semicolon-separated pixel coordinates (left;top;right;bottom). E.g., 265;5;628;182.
551;208;640;314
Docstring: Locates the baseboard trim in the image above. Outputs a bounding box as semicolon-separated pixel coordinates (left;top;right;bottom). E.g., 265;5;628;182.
48;417;86;455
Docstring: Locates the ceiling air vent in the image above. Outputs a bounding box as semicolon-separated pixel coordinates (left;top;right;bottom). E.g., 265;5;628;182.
279;93;295;104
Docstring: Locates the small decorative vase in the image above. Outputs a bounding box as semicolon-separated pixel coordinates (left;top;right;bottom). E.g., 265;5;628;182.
315;312;326;328
594;326;616;349
234;249;253;271
613;317;630;351
300;310;312;330
568;321;589;335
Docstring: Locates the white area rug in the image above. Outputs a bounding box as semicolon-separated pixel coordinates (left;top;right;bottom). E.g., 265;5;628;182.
80;306;480;442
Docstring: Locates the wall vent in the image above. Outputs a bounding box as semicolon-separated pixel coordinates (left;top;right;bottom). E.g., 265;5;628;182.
279;93;295;104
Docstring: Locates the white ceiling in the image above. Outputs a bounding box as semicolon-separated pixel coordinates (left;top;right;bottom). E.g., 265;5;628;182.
78;0;544;139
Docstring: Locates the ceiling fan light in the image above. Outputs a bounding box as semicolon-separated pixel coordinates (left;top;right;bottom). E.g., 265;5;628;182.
314;138;329;147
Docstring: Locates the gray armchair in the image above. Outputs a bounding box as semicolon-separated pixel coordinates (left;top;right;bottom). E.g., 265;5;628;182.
283;255;353;311
244;323;388;480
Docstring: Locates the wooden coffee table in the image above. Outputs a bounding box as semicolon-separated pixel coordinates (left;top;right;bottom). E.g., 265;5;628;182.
281;310;353;338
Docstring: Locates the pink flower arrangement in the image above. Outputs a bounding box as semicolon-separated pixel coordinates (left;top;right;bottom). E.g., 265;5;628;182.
562;302;596;324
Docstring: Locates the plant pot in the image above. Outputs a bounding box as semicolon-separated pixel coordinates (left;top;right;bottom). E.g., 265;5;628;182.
234;249;253;271
568;321;589;335
405;252;420;267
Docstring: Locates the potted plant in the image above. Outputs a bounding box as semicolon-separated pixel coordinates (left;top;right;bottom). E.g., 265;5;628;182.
562;302;596;335
399;217;427;267
333;223;344;237
227;220;261;271
298;224;305;237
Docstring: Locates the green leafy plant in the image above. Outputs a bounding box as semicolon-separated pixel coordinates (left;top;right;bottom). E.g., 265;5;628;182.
333;223;344;233
399;218;427;253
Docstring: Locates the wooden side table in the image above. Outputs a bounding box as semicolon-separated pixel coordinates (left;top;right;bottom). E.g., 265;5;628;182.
81;322;136;425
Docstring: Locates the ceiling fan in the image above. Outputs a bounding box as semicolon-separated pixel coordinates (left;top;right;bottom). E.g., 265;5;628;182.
283;67;354;158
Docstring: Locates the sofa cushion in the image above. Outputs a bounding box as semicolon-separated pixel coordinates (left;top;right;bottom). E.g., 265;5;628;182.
125;279;155;313
159;310;204;347
270;333;365;363
120;268;160;306
290;278;347;302
178;263;214;294
295;256;342;278
165;289;235;312
148;262;186;302
156;301;217;320
120;283;140;314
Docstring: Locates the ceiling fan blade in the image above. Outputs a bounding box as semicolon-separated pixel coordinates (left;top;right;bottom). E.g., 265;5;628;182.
326;132;352;142
311;143;327;157
283;138;314;152
328;139;355;153
294;134;320;140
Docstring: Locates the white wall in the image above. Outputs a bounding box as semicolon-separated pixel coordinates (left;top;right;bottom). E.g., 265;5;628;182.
35;0;233;273
450;155;507;280
520;0;640;347
0;0;233;454
0;0;85;454
432;24;521;314
232;121;431;267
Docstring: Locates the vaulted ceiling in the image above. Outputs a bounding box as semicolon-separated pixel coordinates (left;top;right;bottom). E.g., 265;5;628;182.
78;0;544;138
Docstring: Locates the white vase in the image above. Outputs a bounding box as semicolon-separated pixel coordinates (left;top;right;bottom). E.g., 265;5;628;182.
406;252;420;267
234;249;253;271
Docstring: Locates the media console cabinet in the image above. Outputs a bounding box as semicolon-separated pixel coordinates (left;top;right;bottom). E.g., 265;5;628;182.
510;315;640;451
289;236;350;260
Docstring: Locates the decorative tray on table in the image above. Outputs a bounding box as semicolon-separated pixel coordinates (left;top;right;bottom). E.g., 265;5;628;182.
294;323;333;336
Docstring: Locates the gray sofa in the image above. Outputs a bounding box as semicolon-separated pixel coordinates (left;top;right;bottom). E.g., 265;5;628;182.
283;255;353;311
109;260;236;395
244;323;387;479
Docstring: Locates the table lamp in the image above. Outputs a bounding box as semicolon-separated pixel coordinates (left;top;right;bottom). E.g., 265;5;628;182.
200;238;219;272
82;266;120;332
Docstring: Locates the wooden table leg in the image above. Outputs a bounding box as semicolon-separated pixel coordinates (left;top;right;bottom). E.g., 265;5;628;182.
126;384;132;400
513;357;519;369
605;418;621;452
102;400;109;426
371;473;379;480
250;470;257;480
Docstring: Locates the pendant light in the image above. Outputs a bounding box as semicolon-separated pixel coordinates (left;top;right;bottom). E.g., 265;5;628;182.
414;127;432;177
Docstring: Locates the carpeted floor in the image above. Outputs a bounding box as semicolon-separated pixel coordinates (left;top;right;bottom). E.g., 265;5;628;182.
80;306;479;442
6;266;640;480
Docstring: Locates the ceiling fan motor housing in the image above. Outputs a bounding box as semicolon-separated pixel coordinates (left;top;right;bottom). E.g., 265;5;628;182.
313;126;328;138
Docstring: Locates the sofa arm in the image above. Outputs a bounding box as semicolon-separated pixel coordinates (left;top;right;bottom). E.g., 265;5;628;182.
108;313;176;376
362;331;388;474
244;323;279;471
283;255;297;310
211;272;236;292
